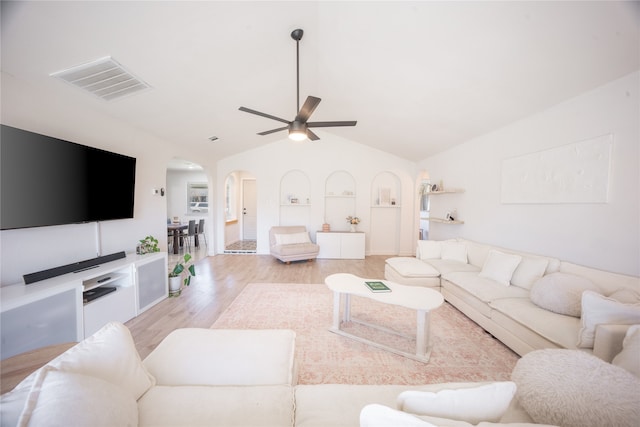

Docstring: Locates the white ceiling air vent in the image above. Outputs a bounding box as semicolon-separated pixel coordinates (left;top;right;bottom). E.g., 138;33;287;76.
50;56;151;101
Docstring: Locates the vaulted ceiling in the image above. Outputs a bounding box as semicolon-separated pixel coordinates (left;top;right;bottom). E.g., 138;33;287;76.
2;1;638;161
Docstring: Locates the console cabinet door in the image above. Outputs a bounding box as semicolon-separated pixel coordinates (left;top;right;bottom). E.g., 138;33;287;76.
136;253;168;314
1;288;81;359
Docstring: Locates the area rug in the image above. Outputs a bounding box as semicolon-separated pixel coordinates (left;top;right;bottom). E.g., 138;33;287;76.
211;283;519;385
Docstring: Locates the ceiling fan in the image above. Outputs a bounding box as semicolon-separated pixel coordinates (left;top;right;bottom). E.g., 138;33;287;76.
239;28;356;141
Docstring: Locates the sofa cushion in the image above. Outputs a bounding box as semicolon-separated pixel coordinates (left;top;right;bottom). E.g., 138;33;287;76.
143;328;296;386
138;385;294;427
274;231;310;245
478;250;522;287
512;349;640;427
529;272;599;317
386;257;440;278
17;366;138;427
397;382;516;424
271;242;319;257
47;321;155;400
441;241;467;263
577;290;640;348
426;259;480;275
417;240;441;260
612;324;640;377
489;297;581;349
442;272;529;304
510;257;549;290
360;404;439;427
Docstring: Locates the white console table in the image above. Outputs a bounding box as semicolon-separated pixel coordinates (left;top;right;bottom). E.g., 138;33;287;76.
0;252;167;360
316;231;365;259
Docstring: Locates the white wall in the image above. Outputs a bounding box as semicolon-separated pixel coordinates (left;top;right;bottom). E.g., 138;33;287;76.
216;134;418;255
0;72;215;286
420;71;639;276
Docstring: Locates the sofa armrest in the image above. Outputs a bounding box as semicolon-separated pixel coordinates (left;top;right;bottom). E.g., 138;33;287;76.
592;324;632;363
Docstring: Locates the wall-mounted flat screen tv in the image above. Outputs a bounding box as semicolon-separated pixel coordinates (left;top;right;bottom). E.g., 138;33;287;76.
1;125;136;230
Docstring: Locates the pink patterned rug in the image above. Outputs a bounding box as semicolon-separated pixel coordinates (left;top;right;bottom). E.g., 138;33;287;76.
211;283;519;385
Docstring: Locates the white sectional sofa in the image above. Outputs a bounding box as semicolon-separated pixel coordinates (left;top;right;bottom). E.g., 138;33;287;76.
2;321;639;427
385;239;640;358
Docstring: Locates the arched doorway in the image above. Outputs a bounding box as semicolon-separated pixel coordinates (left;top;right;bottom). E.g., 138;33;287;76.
166;158;210;263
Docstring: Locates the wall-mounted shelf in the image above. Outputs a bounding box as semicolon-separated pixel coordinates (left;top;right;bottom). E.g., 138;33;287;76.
429;189;465;195
429;218;465;224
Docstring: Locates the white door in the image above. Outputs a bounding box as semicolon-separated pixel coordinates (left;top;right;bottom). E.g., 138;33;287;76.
242;179;257;240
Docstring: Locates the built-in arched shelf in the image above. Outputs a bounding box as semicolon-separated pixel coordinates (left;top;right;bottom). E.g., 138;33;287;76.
279;170;311;226
324;170;356;232
369;171;402;255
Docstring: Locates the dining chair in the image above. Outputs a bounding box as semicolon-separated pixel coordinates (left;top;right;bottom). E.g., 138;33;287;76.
197;219;208;248
183;220;197;251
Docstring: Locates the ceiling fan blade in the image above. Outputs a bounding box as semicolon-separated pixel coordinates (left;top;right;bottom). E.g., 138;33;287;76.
307;129;320;141
295;96;321;123
307;120;357;128
239;107;290;125
257;126;288;136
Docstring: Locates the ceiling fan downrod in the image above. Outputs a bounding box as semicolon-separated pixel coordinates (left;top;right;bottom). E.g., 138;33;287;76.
291;29;304;114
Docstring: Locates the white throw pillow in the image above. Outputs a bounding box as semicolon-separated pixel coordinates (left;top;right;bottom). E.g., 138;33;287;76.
396;382;517;424
440;242;467;263
612;324;640;377
360;404;437;427
47;321;155;399
577;290;640;348
417;240;441;260
512;349;640;427
478;250;522;287
510;257;549;289
529;272;599;317
275;232;310;245
17;366;138;427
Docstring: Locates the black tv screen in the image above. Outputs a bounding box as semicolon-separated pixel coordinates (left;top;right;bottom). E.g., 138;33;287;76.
1;125;136;230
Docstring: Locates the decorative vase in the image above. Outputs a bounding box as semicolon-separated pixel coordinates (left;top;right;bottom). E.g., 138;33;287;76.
350;224;356;232
169;276;182;294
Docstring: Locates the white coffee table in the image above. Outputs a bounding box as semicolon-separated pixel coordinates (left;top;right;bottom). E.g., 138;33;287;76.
325;273;444;362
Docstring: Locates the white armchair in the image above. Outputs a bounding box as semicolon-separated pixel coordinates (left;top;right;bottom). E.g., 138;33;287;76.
269;226;319;264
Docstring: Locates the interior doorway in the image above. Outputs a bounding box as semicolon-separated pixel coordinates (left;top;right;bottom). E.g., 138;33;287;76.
224;171;257;253
242;179;257;240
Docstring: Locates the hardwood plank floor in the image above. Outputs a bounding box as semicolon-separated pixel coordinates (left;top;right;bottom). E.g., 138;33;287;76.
126;253;389;359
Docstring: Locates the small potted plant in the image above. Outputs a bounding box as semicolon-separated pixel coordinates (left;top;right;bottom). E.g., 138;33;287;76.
137;235;160;255
168;253;196;295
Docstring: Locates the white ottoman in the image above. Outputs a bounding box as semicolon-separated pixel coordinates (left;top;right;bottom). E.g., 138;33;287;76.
385;257;441;288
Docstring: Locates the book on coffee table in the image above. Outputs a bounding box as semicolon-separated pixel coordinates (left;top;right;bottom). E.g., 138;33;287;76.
364;281;392;293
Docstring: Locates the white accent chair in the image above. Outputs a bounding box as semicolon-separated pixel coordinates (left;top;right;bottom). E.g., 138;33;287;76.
269;226;319;264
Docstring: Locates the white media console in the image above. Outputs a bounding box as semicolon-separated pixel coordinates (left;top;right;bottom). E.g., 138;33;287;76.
0;252;167;360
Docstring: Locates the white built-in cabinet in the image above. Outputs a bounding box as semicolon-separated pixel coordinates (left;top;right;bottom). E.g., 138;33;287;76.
279;169;311;227
0;252;167;359
317;231;365;259
369;171;402;255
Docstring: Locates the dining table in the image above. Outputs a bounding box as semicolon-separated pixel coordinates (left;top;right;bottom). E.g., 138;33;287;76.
167;223;199;254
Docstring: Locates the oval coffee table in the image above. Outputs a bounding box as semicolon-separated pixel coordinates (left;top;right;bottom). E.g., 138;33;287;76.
325;273;444;363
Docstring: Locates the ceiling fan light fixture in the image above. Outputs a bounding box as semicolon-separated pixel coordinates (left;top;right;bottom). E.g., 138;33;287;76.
288;122;308;141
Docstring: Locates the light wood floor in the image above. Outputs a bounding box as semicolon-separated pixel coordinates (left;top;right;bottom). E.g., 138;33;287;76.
127;253;389;359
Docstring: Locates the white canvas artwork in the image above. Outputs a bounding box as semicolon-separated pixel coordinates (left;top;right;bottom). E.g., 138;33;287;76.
501;134;613;204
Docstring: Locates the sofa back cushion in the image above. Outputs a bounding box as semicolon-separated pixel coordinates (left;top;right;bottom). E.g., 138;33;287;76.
17;367;138;427
47;321;155;400
529;272;599;317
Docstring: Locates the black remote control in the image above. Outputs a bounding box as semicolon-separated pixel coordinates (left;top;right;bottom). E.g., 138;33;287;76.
97;276;111;283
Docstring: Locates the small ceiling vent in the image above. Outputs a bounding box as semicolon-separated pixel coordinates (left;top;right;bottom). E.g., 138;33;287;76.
50;56;151;101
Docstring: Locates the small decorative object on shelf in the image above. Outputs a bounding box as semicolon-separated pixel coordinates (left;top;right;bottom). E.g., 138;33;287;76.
346;216;360;232
322;223;331;232
137;235;160;255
